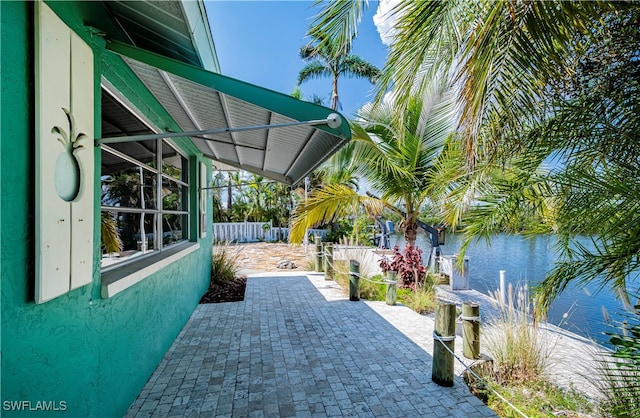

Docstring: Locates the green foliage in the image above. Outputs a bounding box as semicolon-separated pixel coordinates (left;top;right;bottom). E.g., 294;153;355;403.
481;379;594;418
397;285;436;315
593;305;640;418
331;268;436;313
290;90;456;244
358;275;386;301
210;244;240;287
347;215;376;246
324;218;354;243
215;171;298;227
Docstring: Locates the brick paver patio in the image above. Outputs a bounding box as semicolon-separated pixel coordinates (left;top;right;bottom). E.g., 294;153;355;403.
126;273;495;417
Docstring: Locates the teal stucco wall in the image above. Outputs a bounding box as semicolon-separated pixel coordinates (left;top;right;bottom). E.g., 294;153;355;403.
1;2;212;416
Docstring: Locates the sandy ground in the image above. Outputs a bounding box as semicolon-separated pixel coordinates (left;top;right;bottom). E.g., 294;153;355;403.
216;242;315;274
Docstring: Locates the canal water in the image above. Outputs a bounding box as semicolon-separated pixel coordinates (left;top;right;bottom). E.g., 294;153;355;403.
391;232;638;346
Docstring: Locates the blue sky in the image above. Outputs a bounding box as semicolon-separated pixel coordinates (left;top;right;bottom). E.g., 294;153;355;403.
204;1;389;118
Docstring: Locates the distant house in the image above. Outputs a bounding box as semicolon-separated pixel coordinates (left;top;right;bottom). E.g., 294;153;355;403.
1;1;350;416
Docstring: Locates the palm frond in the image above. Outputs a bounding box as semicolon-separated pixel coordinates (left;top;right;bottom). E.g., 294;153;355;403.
341;55;380;82
289;183;385;243
298;62;333;84
101;212;122;254
306;0;369;57
378;0;615;168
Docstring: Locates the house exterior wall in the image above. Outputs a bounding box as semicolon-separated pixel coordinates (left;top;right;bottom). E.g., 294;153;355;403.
1;2;213;416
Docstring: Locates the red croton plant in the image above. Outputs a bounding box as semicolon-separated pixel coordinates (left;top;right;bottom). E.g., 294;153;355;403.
379;244;426;290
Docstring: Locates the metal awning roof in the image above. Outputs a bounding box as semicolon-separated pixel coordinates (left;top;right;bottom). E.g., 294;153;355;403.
100;41;351;185
102;0;219;71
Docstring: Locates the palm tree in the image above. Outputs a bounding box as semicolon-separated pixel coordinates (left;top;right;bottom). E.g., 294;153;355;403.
290;87;456;246
308;0;637;297
298;30;380;111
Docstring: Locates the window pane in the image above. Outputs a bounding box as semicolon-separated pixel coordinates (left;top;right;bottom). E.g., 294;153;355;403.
101;150;157;209
162;178;189;211
162;213;187;245
162;141;186;181
100;211;158;268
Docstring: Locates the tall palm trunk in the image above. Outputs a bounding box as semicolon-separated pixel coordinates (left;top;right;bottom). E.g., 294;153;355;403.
331;75;339;110
401;215;418;247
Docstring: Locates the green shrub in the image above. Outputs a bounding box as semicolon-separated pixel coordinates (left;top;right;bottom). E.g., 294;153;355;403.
211;244;240;287
593;305;640;418
359;275;386;301
397;284;437;314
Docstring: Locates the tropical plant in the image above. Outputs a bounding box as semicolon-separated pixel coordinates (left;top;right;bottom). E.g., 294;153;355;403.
298;29;380;110
379;244;426;289
593;304;640;418
289;88;457;247
210;244;241;287
100;212;122;254
311;0;637;300
485;283;550;386
314;1;615;163
221;171;298;227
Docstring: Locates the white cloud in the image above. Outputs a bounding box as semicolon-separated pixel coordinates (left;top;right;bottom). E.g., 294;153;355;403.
373;0;400;46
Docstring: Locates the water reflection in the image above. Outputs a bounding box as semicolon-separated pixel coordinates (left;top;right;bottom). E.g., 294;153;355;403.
392;232;636;346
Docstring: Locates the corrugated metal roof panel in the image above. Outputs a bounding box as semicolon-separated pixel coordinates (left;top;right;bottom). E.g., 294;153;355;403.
105;41;351;185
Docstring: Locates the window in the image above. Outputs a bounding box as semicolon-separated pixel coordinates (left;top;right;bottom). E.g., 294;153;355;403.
100;137;189;270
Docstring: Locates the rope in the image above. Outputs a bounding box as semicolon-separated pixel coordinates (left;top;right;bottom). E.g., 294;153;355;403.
320;255;399;285
432;331;455;342
432;333;529;418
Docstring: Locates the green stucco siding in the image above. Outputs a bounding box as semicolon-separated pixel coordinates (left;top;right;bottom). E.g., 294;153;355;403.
1;2;212;416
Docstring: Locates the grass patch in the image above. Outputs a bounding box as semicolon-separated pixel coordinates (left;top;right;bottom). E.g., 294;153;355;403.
479;379;594;418
359;274;387;301
397;285;437;314
331;260;437;314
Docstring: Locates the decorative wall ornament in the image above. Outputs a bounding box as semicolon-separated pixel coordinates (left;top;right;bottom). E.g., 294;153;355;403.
52;107;87;201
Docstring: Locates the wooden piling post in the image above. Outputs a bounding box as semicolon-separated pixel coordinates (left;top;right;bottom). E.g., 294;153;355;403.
324;243;334;280
349;260;360;301
385;271;397;305
314;236;322;272
461;302;480;359
432;301;456;387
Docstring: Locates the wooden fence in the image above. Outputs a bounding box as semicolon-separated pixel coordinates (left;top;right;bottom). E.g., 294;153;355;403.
212;221;328;243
